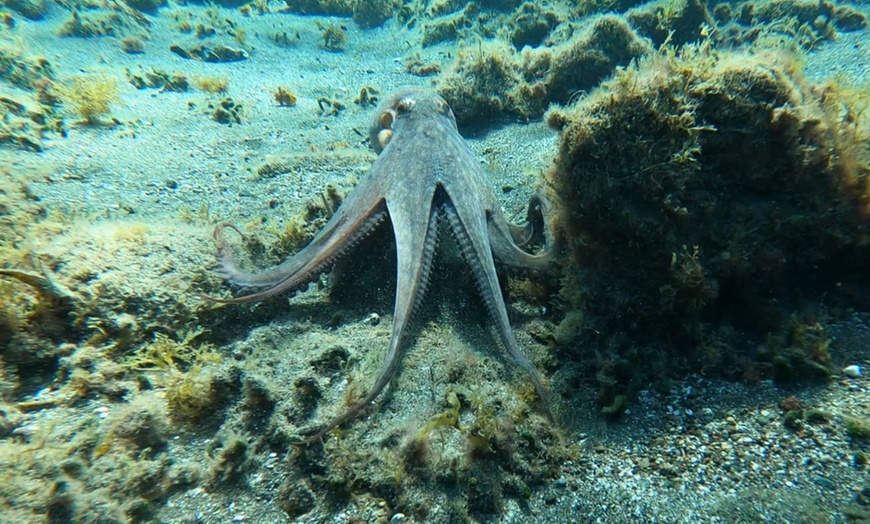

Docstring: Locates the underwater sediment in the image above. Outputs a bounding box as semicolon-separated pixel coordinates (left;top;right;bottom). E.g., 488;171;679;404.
2;0;870;522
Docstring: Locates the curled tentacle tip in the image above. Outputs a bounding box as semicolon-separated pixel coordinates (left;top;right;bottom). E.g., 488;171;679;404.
195;291;226;304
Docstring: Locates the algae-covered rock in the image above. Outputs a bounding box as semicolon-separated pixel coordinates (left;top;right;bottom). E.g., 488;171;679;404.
833;4;868;31
422;5;474;47
207;430;250;484
6;220;227;355
629;0;865;50
627;0;715;47
0;41;54;90
0;402;22;437
128;68;188;91
352;0;393;28
283;0;353;16
479;0;522;10
509;2;561;49
109;400;169;451
278;479;316;518
123;0;165;14
547;47;870;385
120;36;145;54
724;0;864;48
0;93;53;151
169;42;248;62
0;391;199;523
3;0;47;20
746;0;839;44
437;15;652;127
538;15;652;105
58;7;152;38
437;40;529;126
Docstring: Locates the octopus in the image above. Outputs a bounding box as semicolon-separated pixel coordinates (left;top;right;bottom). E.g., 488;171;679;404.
206;88;557;441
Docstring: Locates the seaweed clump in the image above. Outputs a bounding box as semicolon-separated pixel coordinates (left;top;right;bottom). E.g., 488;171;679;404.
126;330;229;423
57;74;120;125
316;21;347;50
546;45;870;395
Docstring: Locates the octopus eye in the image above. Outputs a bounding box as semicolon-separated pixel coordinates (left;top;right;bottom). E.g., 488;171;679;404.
435;98;449;114
379;110;394;130
377;128;393;149
396;97;415;113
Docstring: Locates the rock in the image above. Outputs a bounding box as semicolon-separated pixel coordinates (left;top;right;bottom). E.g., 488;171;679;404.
0;403;22;438
170;44;248;63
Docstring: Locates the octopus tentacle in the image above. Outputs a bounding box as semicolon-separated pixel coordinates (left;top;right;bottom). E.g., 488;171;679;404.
488;195;558;275
504;195;546;249
304;195;440;442
442;200;552;417
204;191;388;304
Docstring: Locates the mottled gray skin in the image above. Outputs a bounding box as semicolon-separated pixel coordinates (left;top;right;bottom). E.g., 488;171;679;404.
207;88;556;441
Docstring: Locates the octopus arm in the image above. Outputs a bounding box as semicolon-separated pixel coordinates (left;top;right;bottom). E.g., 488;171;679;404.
443;197;551;414
207;180;388;304
304;190;439;441
488;195;558;274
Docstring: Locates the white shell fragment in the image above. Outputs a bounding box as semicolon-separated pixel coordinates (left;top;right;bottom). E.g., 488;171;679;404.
843;365;862;378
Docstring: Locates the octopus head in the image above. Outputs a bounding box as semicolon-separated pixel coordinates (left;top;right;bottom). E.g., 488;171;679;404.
369;88;457;154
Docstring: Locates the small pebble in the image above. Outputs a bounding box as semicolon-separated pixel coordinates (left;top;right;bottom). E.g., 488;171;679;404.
390;513;406;523
844;365;862;378
814;476;835;490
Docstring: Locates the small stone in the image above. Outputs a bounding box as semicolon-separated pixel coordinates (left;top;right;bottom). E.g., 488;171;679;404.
814;476;835;490
844;365;862;378
390;514;407;523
